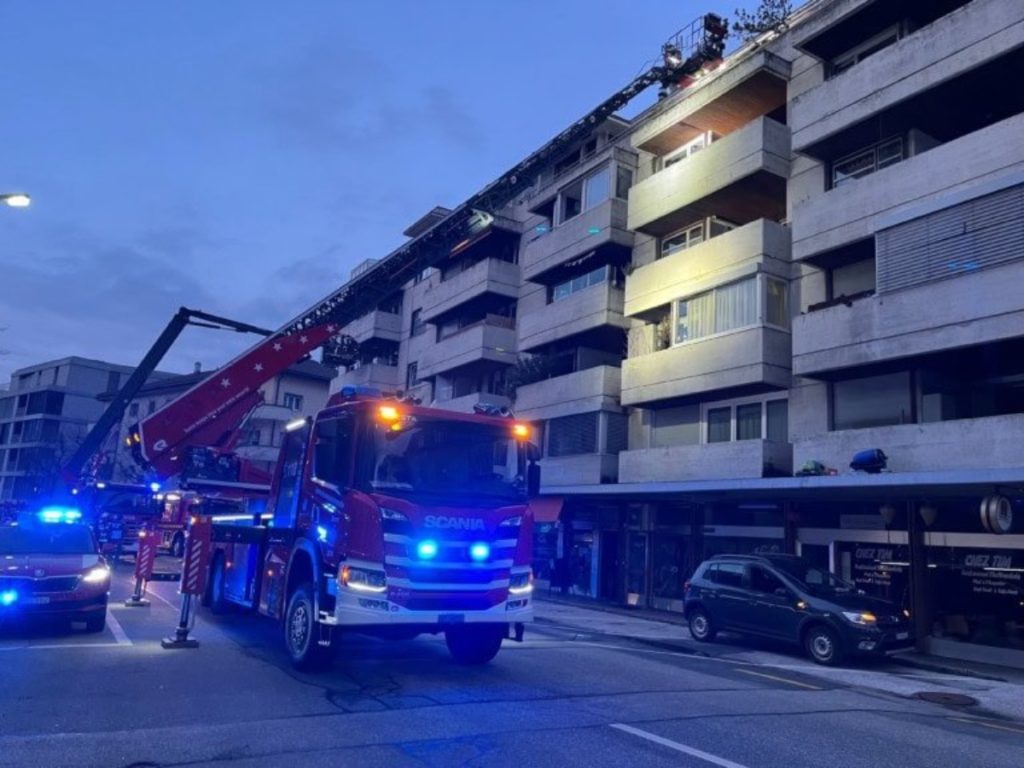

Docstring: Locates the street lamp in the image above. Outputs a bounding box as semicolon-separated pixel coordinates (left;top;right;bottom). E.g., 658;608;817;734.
1;193;31;208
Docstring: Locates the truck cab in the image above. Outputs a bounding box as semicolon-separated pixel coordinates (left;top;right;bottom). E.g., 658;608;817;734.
206;391;539;669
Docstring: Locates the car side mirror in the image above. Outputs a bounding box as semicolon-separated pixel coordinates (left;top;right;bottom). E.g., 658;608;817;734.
527;463;541;497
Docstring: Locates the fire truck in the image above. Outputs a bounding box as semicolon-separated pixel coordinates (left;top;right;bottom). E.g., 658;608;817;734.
199;391;540;668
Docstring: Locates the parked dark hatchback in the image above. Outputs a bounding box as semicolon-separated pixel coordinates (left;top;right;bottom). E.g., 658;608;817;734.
683;554;913;665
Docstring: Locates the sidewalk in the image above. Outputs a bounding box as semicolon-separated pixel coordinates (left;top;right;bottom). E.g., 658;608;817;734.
533;593;1024;721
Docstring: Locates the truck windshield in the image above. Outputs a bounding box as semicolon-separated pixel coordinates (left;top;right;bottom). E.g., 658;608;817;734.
360;418;525;502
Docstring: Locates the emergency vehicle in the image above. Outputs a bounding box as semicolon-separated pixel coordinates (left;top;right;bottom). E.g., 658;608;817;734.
201;391;540;668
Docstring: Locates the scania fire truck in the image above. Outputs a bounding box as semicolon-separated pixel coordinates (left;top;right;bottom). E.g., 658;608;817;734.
202;390;540;668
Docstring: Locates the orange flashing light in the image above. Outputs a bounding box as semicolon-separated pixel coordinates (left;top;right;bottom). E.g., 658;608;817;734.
378;405;401;422
512;423;530;440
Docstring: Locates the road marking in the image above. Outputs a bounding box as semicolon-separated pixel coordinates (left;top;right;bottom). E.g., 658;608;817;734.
948;717;1024;735
143;583;180;609
735;668;822;690
610;723;751;768
106;611;132;646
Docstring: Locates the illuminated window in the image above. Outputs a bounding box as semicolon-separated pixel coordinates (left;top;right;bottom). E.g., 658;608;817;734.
660;217;735;259
663;131;718;168
675;277;757;343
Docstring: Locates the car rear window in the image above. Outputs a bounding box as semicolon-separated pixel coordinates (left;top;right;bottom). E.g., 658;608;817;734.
705;562;744;587
0;524;97;554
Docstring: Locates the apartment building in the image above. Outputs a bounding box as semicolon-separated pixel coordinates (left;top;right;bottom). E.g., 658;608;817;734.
332;0;1024;665
0;357;149;502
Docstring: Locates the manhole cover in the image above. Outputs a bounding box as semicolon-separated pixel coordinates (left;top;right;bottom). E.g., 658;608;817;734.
913;691;979;707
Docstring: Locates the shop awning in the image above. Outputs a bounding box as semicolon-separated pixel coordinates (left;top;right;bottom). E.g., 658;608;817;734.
529;496;564;523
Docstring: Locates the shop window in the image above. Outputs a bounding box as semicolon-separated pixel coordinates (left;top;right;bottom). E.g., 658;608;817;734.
652;404;699;448
547;413;598;457
832;371;912;430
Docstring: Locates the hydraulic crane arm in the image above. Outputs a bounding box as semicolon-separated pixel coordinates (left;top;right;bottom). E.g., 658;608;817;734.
61;307;273;486
128;14;727;480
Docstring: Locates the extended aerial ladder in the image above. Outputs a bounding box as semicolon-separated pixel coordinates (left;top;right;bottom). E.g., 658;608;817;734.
104;14;728;484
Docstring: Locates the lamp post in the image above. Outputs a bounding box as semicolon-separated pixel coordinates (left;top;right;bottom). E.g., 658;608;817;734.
1;193;31;208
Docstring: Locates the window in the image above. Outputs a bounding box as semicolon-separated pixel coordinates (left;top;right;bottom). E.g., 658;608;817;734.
675;277;758;344
405;362;418;390
148;400;157;415
736;403;762;441
128;403;139;418
750;566;787;595
766;400;789;442
106;370;121;394
829;24;901;78
661;222;704;258
832;371;912;430
282;392;304;412
830;257;876;299
615;166;633;199
0;424;7;445
410;308;426;337
560;183;582;223
663;131;717;168
550;265;610;303
248;430;262;447
707;408;731;443
832;137;903;188
606;412;628;454
652;404;699;448
547;413;598;457
379;294;402;315
583;166;610;210
413;267;431;284
706;562;744;587
766;278;789;328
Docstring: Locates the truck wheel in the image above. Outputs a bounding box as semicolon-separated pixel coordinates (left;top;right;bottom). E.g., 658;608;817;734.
171;533;185;559
285;582;334;671
445;624;505;665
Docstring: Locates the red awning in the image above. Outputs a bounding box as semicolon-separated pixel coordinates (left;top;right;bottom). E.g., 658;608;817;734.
529;496;563;524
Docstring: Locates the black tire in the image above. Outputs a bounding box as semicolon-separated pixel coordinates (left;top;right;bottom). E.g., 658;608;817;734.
208;555;230;615
170;533;185;559
445;624;505;665
804;624;843;666
83;612;106;633
687;607;717;642
284;582;334;671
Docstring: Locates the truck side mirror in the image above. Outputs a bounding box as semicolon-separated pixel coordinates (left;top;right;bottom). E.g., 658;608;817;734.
527;463;541;497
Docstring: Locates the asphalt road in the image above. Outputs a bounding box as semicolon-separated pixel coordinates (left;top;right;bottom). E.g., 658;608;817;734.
1;559;1023;768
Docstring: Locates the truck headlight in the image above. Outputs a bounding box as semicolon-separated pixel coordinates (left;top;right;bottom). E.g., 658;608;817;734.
509;570;533;595
82;565;111;585
380;507;408;522
499;516;523;528
841;611;877;626
341;565;387;593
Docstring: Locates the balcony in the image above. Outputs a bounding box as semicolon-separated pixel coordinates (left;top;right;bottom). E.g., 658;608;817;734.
418;319;517;379
794;261;1024;377
336;363;400;393
793;414;1024;474
521;199;632;281
420;258;519;322
343;310;402;345
627;117;789;237
632;49;789;155
792;0;1023;152
625;219;790;318
622;327;790;406
619;440;792;483
518;283;628;352
515;365;621;422
539;454;619;489
792;113;1024;261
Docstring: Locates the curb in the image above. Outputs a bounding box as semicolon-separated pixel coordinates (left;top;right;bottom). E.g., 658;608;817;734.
535;595;689;628
889;654;1010;683
533;616;702;655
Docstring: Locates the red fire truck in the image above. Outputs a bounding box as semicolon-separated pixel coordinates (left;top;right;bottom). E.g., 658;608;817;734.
201;391;539;668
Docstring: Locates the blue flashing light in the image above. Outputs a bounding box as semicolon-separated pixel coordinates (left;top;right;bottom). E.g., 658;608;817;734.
469;542;490;562
38;506;82;524
0;589;17;607
417;539;439;560
316;525;328;543
149;482;162;493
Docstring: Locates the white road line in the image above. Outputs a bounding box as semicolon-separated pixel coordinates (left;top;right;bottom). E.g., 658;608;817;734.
0;642;125;651
143;583;180;609
106;610;132;646
735;668;821;690
610;723;752;768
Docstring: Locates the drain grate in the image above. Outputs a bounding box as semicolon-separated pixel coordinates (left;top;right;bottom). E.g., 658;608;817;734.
913;691;979;707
